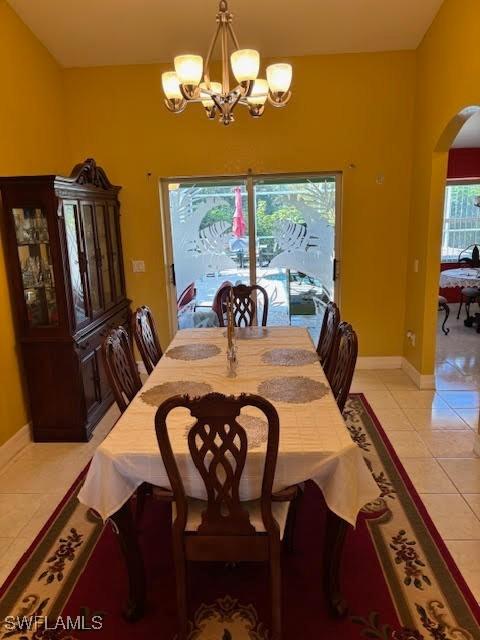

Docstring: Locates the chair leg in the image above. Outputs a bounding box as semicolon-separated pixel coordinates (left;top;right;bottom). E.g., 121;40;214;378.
457;299;463;320
440;302;450;335
283;488;303;554
269;538;282;640
135;482;151;522
465;300;472;320
173;539;188;640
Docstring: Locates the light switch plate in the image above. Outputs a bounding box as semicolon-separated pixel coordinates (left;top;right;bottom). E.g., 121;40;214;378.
132;260;146;273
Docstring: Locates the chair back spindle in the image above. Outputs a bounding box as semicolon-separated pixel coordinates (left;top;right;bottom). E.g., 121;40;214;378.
103;326;142;413
328;322;358;414
316;301;340;372
217;284;269;327
132;305;162;374
155;392;280;536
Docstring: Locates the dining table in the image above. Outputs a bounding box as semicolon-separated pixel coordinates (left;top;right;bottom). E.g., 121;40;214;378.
78;325;379;620
440;266;480;289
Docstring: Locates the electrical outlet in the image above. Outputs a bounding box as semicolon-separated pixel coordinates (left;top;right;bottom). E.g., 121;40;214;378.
414;259;419;273
131;260;146;273
406;330;416;347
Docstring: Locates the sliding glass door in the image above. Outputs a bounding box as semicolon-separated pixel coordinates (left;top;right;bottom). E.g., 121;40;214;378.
253;176;337;331
161;173;340;338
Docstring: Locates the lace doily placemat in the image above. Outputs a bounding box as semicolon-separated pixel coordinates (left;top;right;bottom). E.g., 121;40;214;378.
165;344;221;361
261;348;318;367
185;414;268;449
223;327;269;340
258;376;329;404
140;381;213;407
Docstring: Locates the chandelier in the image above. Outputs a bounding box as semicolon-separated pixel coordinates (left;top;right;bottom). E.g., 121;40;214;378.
161;0;292;126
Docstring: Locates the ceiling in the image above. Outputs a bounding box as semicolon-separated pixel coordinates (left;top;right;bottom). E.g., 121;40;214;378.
8;0;444;68
452;111;480;148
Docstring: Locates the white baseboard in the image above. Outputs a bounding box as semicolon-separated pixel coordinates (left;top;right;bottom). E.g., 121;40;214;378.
401;358;436;390
355;355;436;390
356;356;403;370
0;422;32;470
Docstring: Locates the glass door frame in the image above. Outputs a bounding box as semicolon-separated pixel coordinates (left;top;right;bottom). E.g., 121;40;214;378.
159;171;343;339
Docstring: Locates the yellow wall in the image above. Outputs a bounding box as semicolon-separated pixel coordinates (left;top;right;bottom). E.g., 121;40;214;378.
0;1;66;445
63;52;416;358
10;0;471;445
404;0;480;374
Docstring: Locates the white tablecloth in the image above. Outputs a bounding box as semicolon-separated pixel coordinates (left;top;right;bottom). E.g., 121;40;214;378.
440;267;480;288
78;327;379;526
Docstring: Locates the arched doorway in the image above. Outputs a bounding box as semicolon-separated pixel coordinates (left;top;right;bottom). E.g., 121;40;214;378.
428;107;480;446
412;106;480;385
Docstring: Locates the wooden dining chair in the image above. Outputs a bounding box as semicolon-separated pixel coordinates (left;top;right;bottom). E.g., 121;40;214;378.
327;322;358;414
316;301;340;372
216;283;269;327
103;326;142;413
155;392;298;640
131;305;162;374
210;280;233;321
103;326;148;519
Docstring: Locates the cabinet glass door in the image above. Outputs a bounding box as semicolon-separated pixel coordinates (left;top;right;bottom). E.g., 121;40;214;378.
80;203;102;316
12;207;58;327
63;201;88;325
95;203;114;308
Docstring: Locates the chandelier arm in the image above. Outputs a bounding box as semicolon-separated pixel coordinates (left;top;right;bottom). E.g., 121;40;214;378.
229;89;242;111
179;83;199;101
226;21;240;50
220;19;230;94
164;98;187;113
267;90;292;108
211;93;224;112
204;22;222;87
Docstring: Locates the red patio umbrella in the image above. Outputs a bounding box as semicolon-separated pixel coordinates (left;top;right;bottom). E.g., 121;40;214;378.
232;186;246;238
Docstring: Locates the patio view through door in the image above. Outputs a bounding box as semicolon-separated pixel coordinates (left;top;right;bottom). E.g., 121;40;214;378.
161;173;340;341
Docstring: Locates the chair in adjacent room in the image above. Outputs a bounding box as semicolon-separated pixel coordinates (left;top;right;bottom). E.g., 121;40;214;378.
316;301;341;374
327;322;358;414
458;243;480;267
216;283;269;327
192;280;233;327
438;296;450;335
132;305;163;374
155;391;298;640
457;287;480;320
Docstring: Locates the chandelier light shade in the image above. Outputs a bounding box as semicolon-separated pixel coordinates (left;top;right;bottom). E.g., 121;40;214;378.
266;63;293;97
230;49;260;83
161;71;183;99
161;0;292;125
174;55;204;87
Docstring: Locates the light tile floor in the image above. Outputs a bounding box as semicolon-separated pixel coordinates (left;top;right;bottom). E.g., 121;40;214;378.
0;303;479;604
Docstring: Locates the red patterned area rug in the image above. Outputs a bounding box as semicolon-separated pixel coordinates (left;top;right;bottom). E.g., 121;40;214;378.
1;394;480;639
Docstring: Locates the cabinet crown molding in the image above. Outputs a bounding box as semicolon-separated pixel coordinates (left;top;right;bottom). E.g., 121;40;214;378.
68;158;118;191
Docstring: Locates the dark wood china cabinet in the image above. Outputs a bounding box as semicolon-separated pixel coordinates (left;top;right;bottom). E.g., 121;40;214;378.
0;159;130;442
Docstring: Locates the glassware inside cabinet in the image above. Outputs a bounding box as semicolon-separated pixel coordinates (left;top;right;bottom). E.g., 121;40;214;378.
12;208;59;328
